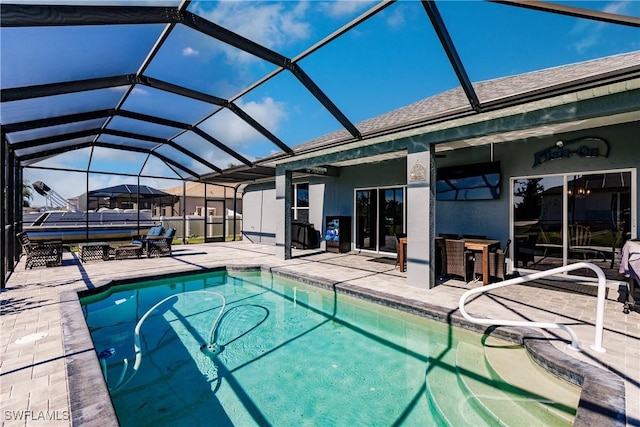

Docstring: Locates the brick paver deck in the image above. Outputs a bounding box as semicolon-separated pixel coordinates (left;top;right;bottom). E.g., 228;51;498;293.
1;241;638;426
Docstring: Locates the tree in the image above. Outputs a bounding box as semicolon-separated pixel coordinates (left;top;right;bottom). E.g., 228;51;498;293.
514;178;544;221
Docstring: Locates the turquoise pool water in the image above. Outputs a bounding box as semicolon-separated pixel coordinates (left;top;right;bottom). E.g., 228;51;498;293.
81;269;575;426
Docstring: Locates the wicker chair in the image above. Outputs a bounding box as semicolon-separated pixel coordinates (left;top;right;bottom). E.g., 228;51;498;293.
515;234;538;267
147;228;176;258
17;231;63;269
444;239;472;282
474;239;511;282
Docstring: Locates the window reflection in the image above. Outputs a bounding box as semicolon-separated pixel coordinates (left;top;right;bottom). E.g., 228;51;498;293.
513;172;632;279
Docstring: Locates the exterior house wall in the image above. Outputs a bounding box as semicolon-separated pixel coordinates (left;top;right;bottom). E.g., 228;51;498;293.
242;159;407;246
434;121;639;246
242;183;277;244
243;120;638;272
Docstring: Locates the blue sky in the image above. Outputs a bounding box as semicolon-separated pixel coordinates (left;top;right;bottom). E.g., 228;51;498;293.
3;0;638;206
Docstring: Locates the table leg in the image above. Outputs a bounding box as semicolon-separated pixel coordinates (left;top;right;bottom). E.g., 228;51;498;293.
482;245;489;286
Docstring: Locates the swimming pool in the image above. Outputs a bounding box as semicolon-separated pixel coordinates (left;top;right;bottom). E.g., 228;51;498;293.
81;268;579;426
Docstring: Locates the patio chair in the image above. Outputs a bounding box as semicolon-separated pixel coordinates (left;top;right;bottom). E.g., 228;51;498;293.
147;227;176;258
515;233;538;267
472;239;511;282
444;239;472;282
133;225;164;246
17;231;63;269
568;224;602;261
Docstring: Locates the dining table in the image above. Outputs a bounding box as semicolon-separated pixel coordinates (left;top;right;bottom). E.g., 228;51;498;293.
399;237;501;286
398;237;408;273
462;238;502;286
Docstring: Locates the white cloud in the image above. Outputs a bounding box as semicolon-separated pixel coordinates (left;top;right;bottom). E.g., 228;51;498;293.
318;0;375;18
191;1;311;64
603;1;631;15
569;1;635;53
199;96;288;153
182;46;200;57
386;5;406;29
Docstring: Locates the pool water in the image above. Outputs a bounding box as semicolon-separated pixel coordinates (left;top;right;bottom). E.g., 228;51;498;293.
81;269;577;426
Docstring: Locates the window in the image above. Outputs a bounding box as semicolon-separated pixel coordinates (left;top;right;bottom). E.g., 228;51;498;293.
292;183;309;222
355;186;405;253
512;170;634;280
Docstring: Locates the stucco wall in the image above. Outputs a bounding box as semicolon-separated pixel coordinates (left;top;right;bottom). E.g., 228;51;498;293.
243;121;638;249
435;120;639;246
242;183;277;244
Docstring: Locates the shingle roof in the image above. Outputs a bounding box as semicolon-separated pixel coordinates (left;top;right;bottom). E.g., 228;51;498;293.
291;51;640;155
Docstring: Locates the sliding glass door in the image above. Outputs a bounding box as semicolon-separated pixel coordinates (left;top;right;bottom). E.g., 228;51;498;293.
355;187;405;254
512;170;633;279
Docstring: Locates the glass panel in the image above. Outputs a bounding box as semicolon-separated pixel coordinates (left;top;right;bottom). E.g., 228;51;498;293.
0;87;128;124
236;70;344;150
140;177;181;217
513;176;564;270
1;25;164;88
7;118;108;144
154;145;214;177
198;108;278;161
120;85;214;123
144;24;277;99
107;116;182;140
97;134;161;152
26;147;92;172
87;146;148;176
355;189;377;251
568;172;631;279
187;1;368;59
14;136;95;158
173;131;237;170
514;172;632;280
140;156;186;180
379;188;404;253
205;199;225;242
296;183;309;208
298;1;458;125
439;0;640;86
23;168;86;212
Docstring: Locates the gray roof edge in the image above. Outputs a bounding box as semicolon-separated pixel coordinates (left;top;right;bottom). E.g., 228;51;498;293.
288;50;640;155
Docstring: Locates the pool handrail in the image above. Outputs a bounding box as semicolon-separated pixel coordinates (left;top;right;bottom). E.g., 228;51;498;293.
103;290;226;393
458;262;607;353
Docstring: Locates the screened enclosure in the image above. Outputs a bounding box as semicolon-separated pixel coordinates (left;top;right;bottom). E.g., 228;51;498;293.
3;1;639;286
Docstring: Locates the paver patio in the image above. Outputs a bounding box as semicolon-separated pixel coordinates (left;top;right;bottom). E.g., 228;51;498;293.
1;241;638;426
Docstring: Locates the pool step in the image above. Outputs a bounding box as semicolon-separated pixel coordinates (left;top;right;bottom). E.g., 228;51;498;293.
482;336;579;424
456;341;574;427
424;344;497;426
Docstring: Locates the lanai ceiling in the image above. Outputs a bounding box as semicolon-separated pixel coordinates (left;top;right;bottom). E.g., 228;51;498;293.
2;1;639;184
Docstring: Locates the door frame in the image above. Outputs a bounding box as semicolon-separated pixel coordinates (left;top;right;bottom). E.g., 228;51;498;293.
510;167;636;276
204;198;226;243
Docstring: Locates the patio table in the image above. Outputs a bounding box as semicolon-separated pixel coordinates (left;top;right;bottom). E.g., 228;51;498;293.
399;237;500;286
78;242;110;262
463;239;501;286
114;244;143;260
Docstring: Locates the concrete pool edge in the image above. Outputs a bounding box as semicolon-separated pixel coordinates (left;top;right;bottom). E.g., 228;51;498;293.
60;265;626;427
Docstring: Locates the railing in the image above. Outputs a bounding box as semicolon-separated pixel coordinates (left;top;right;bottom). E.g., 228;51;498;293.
459;262;607;353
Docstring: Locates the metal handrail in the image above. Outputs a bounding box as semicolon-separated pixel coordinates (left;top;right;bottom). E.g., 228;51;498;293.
459;262;607;353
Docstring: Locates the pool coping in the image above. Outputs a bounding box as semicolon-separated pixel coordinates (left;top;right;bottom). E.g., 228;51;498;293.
60;264;626;427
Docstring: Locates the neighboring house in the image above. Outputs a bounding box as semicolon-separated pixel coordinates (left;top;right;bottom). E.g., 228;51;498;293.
72;184;178;214
161;181;243;218
242;51;640;289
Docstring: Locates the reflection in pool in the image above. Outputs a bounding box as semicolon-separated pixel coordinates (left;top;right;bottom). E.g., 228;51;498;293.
81;269;578;427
